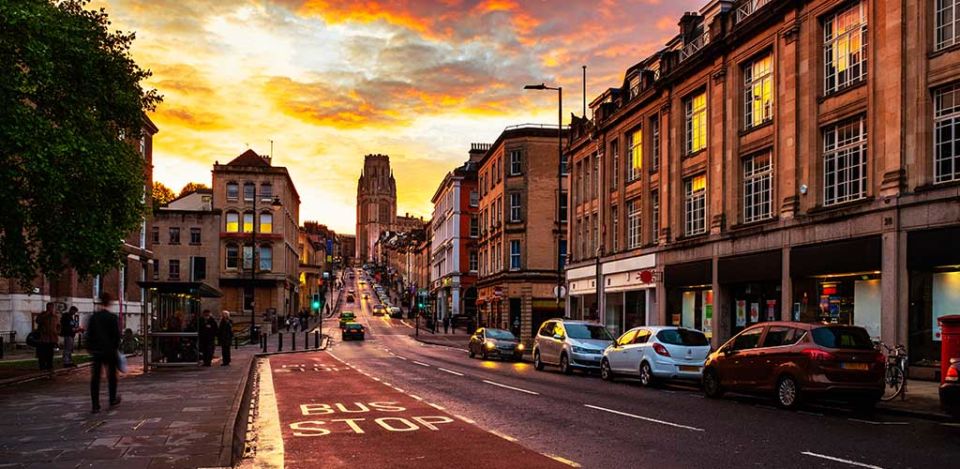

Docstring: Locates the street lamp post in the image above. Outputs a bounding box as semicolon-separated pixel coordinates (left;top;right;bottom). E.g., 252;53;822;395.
248;186;282;343
523;83;565;307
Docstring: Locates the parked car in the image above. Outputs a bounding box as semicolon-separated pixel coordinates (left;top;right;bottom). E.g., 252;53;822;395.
389;306;402;318
342;322;365;340
533;319;614;374
941;359;960;418
338;311;356;328
469;328;524;361
372;305;386;317
702;322;884;410
601;326;711;386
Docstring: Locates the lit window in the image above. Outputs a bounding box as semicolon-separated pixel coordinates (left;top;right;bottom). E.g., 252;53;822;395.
226;211;239;233
684;175;707;236
742;152;774;223
685;92;707;154
935;83;960;183
823;2;867;94
823;116;867;206
260;212;273;234
627;198;642;249
744;52;774;129
628;128;643;181
243;212;254;233
936;0;960;50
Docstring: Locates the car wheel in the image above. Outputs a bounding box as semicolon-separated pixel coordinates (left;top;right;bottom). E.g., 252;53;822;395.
776;375;801;410
468;347;475;358
481;349;488;361
639;361;656;387
703;369;724;398
534;351;544;371
560;353;572;375
600;359;614;381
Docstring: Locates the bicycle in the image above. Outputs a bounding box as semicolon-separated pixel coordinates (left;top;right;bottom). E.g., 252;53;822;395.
878;342;907;401
120;331;143;356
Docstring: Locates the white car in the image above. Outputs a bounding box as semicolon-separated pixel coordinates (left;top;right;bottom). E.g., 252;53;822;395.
600;326;711;386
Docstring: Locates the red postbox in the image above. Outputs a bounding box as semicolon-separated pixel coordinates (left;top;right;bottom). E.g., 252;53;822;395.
938;315;960;383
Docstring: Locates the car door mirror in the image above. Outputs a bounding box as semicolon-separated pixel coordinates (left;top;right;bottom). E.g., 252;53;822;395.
553;333;564;340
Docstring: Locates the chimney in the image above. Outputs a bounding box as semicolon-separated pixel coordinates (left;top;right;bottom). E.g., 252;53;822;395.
468;143;491;163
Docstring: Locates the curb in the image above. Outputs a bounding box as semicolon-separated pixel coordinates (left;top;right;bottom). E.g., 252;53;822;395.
875;405;955;423
222;353;257;467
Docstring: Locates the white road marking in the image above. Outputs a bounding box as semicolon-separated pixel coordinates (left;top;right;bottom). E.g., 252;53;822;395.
482;380;540;395
454;414;476;424
428;403;446;411
393;386;405;393
412;361;431;367
397;356;408;361
800;451;884;469
372;377;381;382
438;368;465;377
547;455;582;468
409;394;424;401
942;422;960;428
488;430;517;442
583;404;704;432
847;418;909;426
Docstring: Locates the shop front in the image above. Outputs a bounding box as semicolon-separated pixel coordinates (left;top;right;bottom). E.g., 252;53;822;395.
719;250;782;339
601;254;657;337
908;227;960;371
790;236;883;340
664;260;712;336
566;264;598;321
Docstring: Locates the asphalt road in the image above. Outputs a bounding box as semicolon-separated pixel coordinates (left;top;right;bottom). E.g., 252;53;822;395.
316;271;960;468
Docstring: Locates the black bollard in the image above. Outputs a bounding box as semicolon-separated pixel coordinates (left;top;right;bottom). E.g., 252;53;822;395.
292;331;297;351
278;333;284;352
234;336;239;350
0;335;4;359
261;333;267;353
315;331;319;349
304;331;309;349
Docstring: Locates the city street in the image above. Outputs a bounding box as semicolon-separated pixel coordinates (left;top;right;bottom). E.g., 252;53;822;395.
259;272;960;469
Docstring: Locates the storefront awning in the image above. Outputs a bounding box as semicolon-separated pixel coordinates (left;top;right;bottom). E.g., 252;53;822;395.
137;281;223;298
791;236;881;277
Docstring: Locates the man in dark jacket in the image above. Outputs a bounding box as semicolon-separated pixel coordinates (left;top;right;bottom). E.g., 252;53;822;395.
218;310;234;366
87;293;120;413
36;303;59;371
198;309;218;367
60;306;78;367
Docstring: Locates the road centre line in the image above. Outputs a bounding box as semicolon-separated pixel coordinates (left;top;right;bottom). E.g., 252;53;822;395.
438;368;464;377
409;394;424;401
482;380;540;395
547;455;582;468
583;404;704;432
455;414;476;424
800;451;884;469
397;356;408;361
412;361;431;367
488;430;517;442
428;403;446;411
393;386;406;393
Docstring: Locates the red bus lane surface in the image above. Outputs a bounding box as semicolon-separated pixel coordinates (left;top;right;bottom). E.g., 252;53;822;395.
269;352;567;468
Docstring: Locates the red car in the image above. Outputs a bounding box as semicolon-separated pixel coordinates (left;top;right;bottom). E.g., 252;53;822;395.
703;322;884;410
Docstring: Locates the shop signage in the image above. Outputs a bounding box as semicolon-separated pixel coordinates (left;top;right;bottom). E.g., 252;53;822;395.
494;287;503;297
750;303;759;323
766;300;777;321
736;300;746;327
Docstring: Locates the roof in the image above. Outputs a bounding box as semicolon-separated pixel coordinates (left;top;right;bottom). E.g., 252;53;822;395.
226;149;270;167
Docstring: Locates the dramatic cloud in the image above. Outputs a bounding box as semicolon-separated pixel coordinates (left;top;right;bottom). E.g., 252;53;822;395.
93;0;701;234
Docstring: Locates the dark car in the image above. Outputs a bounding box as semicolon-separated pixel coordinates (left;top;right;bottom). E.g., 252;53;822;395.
346;294;355;304
342;322;365;340
338;311;356;329
469;328;525;361
941;359;960;418
702;322;884;410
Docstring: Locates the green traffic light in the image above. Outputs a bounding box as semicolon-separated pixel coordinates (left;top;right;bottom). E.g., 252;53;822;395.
312;301;320;309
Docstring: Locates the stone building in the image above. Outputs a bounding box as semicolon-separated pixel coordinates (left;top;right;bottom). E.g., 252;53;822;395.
212;150;301;330
565;0;960;379
477;125;569;342
356;154;397;263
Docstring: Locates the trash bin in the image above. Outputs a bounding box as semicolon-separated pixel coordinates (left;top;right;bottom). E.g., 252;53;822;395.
938;315;960;383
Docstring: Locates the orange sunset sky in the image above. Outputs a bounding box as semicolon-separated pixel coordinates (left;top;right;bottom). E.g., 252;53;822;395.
93;0;701;234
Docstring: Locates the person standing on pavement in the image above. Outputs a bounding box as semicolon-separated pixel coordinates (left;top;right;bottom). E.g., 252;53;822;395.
60;306;79;367
36;302;59;371
198;309;217;367
218;311;233;367
443;316;450;334
87;293;120;413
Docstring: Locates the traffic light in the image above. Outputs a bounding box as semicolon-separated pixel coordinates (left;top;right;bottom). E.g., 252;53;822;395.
311;294;321;312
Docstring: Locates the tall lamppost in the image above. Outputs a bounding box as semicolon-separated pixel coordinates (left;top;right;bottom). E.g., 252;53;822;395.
248;186;282;343
523;83;565;307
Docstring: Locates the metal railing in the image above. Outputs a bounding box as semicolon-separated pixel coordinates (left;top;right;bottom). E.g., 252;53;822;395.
503;123;569;131
735;0;772;24
679;32;710;62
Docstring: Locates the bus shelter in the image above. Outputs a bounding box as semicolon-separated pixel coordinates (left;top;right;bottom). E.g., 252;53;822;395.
138;281;222;370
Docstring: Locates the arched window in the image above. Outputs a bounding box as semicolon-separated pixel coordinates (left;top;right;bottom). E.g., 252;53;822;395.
243;182;255;202
225;244;239;269
226;182;239;201
225;211;239;232
259;244;273;271
243;212;254;233
260;212;273;234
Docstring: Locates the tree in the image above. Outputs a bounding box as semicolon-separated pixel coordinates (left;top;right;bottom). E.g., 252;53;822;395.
0;0;162;286
152;182;176;210
179;182;209;197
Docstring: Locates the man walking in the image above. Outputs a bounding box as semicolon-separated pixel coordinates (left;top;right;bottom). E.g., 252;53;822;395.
60;306;78;367
87;293;120;413
198;309;217;367
36;303;59;372
218;311;234;366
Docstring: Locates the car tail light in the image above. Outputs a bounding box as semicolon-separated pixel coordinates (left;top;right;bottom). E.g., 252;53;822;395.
653;343;671;357
802;348;836;362
947;366;959;383
874;352;886;365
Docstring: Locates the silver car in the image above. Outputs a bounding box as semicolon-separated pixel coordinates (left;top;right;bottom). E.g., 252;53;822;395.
533;319;614;374
600;326;711;386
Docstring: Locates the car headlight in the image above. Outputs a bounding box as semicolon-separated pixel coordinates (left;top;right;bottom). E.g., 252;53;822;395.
484;342;495;350
516;343;525;351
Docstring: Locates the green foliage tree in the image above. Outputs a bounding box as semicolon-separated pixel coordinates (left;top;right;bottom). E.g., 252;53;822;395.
178;182;209;197
152;182;176;210
0;0;162;286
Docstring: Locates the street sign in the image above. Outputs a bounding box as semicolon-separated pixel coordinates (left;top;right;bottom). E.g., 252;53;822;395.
553;286;567;299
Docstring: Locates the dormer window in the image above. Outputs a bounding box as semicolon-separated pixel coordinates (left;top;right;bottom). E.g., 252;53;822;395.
629;75;641;99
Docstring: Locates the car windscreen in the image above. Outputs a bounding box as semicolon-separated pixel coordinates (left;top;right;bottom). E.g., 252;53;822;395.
656;329;709;346
811;326;874;350
485;329;516;340
345;323;363;329
565;324;613;341
341;313;355;319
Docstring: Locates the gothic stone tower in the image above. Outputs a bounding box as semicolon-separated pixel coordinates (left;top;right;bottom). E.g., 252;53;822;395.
356;154;397;262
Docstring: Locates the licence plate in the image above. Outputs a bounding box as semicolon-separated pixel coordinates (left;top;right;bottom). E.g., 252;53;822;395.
679;365;701;372
841;362;869;371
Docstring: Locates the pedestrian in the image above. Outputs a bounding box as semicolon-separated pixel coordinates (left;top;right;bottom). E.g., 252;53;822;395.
443;316;450;334
198;309;217;367
218;311;233;367
87;293;121;413
60;306;78;367
36;302;59;372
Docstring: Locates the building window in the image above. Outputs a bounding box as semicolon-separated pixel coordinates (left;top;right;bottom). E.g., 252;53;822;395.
743;152;774;223
610;139;619;189
243;182;255;202
744;52;773;129
191;256;206;281
243;212;254;233
510;240;521;270
152;226;159;244
561;151;569;174
559;191;568;222
684;175;707;236
627;199;642;249
470;215;479;237
469;190;479;207
168;227;180;245
823;1;866;95
226;182;239;201
611;206;619;252
651;117;660;171
935;83;960;183
260;183;272;201
226;244;239;269
226;211;239;233
469;251;478;272
260;212;273;234
823;116;867;206
242;245;254;270
937;0;960;50
151;259;159;280
260;245;272;271
651;190;659;244
509;192;521;222
559;239;567;270
685;91;707;155
509;149;522;175
628;128;643;181
168;259;180;279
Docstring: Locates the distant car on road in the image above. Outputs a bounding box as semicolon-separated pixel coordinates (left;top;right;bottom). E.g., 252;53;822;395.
338;311;356;328
601;326;711;386
389;307;402;318
346;294;355;303
533;319;614;374
372;305;386;316
469;328;524;361
363;293;369;300
342;322;365;340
